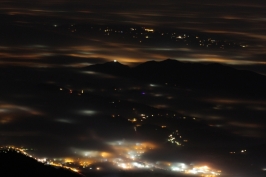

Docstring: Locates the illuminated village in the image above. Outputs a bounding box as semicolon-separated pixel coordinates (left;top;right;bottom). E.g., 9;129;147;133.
0;145;221;177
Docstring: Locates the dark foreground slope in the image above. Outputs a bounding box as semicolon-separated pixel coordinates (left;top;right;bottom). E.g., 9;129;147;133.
85;59;266;96
0;148;83;177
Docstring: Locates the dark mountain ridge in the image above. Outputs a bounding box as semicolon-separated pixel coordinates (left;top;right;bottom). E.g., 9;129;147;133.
86;60;130;75
84;59;266;95
0;147;83;177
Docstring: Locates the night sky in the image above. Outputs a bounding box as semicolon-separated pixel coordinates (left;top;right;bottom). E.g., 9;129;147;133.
1;1;266;177
1;0;266;72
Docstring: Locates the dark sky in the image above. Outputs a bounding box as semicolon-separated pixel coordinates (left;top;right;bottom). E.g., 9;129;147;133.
0;0;266;74
1;1;266;37
2;0;266;33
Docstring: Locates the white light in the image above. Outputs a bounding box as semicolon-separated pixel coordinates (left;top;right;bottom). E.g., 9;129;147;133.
114;60;117;62
189;169;198;174
171;167;180;171
80;110;96;115
181;163;186;169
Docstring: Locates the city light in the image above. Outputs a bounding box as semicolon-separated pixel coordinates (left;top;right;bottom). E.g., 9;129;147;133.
1;144;221;177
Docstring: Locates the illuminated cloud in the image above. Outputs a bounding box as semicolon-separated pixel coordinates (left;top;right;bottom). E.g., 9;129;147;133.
204;98;266;105
55;118;75;124
79;110;97;116
0;103;42;124
228;122;263;129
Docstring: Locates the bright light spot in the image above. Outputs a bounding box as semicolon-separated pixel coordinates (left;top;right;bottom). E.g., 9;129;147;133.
80;110;97;115
64;158;74;163
71;168;79;172
189;169;198;174
37;158;47;163
171;167;180;171
114;60;117;62
145;28;154;32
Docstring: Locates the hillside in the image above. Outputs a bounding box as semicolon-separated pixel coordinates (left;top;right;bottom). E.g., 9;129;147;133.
0;147;83;177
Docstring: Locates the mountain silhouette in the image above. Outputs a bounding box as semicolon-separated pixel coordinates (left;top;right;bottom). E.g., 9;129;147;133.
84;59;266;95
85;60;130;75
0;148;83;177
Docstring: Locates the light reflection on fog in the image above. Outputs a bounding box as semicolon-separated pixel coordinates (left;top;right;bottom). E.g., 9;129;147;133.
79;110;97;116
55;119;75;124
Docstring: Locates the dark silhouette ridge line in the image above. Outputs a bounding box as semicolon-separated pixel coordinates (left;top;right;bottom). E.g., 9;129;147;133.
0;147;84;177
84;59;266;95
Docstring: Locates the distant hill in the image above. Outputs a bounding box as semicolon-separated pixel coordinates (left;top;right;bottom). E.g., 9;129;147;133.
0;148;83;177
85;60;130;75
84;59;266;95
